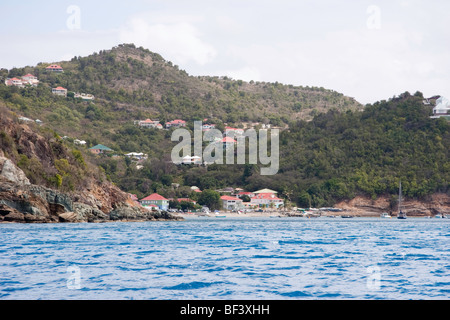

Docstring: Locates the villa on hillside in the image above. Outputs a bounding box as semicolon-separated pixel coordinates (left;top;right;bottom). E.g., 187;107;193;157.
430;96;450;119
88;144;113;154
5;74;39;87
52;86;67;97
136;119;163;129
125;152;148;161
224;126;244;137
45;64;64;73
166;119;186;128
140;193;169;210
74;93;95;101
202;124;216;131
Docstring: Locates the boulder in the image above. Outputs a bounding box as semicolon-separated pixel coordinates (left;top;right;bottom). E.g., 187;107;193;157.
0;156;30;186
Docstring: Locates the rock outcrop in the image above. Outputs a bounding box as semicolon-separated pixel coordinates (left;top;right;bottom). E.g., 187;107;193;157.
0;111;182;223
335;194;450;217
0;157;182;223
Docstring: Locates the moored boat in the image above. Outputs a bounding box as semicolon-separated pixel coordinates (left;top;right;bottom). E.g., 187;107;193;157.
397;181;407;219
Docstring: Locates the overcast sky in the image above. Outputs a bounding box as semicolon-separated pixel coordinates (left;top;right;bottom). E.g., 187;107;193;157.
1;0;449;104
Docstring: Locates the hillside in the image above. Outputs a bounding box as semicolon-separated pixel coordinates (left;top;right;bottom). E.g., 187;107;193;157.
0;44;448;214
1;44;361;141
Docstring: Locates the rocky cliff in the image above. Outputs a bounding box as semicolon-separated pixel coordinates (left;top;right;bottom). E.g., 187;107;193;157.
0;110;181;223
0;156;181;223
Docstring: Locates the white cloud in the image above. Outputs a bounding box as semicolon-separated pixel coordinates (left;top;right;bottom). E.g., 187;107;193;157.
119;16;217;66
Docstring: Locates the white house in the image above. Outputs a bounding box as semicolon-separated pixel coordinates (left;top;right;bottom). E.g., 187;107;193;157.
52;87;67;97
74;139;87;146
181;155;202;165
220;195;243;210
431;96;450;118
250;193;284;208
137;119;162;129
5;78;24;87
74;93;95;101
125;152;148;161
21;74;39;86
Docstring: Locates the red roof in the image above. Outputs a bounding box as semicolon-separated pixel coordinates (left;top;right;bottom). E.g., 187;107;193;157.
22;74;35;78
46;64;63;69
254;193;283;200
168;119;186;124
140;193;168;201
238;191;254;195
221;137;236;143
221;195;241;201
53;86;66;90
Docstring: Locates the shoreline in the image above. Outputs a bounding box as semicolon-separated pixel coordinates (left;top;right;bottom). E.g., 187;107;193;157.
172;210;447;219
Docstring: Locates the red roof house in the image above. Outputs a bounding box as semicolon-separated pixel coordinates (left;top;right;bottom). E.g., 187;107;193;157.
46;64;64;72
166;119;186;128
140;193;169;210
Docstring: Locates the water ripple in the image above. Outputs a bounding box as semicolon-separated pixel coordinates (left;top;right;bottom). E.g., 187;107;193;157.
0;218;449;299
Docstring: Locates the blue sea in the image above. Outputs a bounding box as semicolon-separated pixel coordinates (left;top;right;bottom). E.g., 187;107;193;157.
0;217;449;300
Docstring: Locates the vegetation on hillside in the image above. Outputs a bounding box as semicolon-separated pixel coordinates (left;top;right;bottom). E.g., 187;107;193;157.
0;45;448;208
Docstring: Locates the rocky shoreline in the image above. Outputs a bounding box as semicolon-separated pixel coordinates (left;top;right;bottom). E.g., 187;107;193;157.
0;156;182;223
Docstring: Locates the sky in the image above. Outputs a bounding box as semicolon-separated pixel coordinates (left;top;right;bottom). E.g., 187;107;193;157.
1;0;449;104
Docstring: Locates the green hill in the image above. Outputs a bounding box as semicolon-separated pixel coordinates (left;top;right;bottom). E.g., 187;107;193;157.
0;45;448;207
1;44;361;141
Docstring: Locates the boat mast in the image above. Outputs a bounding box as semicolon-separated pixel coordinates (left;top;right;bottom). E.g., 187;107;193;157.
398;181;402;213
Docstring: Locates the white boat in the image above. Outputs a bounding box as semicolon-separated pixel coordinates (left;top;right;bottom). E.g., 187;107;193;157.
380;212;392;218
397;181;407;219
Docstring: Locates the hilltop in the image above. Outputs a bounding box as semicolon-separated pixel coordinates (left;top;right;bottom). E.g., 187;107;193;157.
2;44;361;135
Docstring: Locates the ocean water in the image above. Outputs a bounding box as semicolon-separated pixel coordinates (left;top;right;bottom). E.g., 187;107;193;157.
0;217;448;300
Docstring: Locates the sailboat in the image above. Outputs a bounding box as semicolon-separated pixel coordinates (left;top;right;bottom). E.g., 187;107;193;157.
397;181;407;219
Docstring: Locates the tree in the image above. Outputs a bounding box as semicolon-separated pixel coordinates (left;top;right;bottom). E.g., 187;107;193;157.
198;189;221;211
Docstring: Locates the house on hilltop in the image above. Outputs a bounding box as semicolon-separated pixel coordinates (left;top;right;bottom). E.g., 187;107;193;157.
430;96;450;119
46;64;64;73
